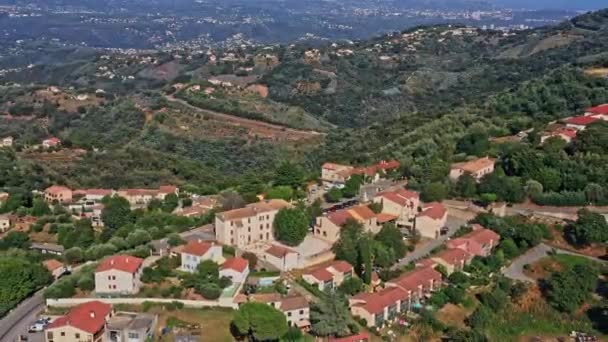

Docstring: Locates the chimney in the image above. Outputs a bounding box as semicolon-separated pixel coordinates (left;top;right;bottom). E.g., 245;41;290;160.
110;259;114;265
90;311;95;318
126;257;129;263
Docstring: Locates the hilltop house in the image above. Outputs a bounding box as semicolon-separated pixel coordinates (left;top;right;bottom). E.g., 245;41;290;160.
540;127;578;144
449;157;495;181
116;185;178;206
215;199;290;248
73;188;114;202
446;224;500;257
95;255;144;295
373;188;419;228
44;185;73;204
314;205;380;243
302;260;354;291
414;202;447;239
565;115;600;130
42;137;61;149
321;160;400;188
180;240;222;272
45;301;113;342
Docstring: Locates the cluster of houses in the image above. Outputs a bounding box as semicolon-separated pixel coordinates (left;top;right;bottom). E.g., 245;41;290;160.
44;301;157;342
321;223;501;328
320;160;401;189
541;104;608;144
0;136;60;149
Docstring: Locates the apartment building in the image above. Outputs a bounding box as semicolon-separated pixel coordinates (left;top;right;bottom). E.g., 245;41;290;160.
314;205;380;243
373;188;420;228
215;199;290;247
95;255;144;295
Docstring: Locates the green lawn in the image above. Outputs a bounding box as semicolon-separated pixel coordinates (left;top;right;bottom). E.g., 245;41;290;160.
551;254;596;269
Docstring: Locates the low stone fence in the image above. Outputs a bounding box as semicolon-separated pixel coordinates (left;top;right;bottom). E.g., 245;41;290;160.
46;297;238;309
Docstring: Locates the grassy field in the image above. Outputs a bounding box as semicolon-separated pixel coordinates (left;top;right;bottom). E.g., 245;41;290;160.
153;307;235;342
485;300;597;341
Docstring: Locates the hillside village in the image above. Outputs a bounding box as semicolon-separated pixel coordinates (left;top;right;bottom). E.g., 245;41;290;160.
1;9;608;342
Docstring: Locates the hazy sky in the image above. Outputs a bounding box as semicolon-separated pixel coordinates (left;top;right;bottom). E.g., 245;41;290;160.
493;0;607;10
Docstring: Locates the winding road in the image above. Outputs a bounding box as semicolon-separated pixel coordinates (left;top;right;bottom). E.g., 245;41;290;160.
501;243;607;283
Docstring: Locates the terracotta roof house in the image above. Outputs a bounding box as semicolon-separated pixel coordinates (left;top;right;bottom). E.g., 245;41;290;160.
321;162;355;186
314;205;380;243
431;248;472;274
386;266;442;301
180;240;222;272
349;286;410;327
43;259;67;279
415;202;447;239
585;104;608;116
44;185;73;204
449;157;496;181
95;255;144;295
302;260;354;291
263;244;300;271
45;301;113;342
540;127;578;144
447;224;500;257
565;115;600;130
73;188;114;201
249;295;310;329
42;137;61;149
215;199;291;248
373;188;420;228
220;257;250;283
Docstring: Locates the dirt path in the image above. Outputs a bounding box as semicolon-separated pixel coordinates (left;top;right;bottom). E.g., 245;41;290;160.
164;95;324;141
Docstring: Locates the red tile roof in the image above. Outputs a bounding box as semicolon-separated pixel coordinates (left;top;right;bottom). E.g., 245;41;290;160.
159;185;178;194
330;260;353;273
265;244;296;258
586;104;608;115
389;266;442;292
355;286;409;314
376;160;400;170
45;185;71;194
96;255;143;274
322;162;349;170
566;115;600;126
221;257;249;273
434;248;471;266
446;238;483;256
307;267;334;282
44;137;61;144
182;240;214;257
43;259;64;272
327;210;353;227
46;301;112;334
418;202;447;220
376;213;398;224
451;157;495;174
377;189;419;207
349;205;376;221
460;226;500;247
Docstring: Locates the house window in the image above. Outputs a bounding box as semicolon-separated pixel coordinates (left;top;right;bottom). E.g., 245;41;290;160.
299;310;304;315
107;275;111;280
287;312;292;317
61;332;65;337
75;333;80;339
47;332;53;339
128;332;139;339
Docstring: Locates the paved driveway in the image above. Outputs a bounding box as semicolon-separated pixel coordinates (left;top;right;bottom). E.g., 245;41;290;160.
502;243;608;283
392;215;468;269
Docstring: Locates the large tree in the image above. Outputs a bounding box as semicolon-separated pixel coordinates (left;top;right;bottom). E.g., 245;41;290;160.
101;196;133;230
273;207;309;246
546;264;599;313
375;223;407;260
565;209;608;246
0;256;52;316
232;302;288;341
310;293;358;337
274;162;306;189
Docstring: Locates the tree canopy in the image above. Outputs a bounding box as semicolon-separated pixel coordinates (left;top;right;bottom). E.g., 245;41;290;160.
232;302;288;340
